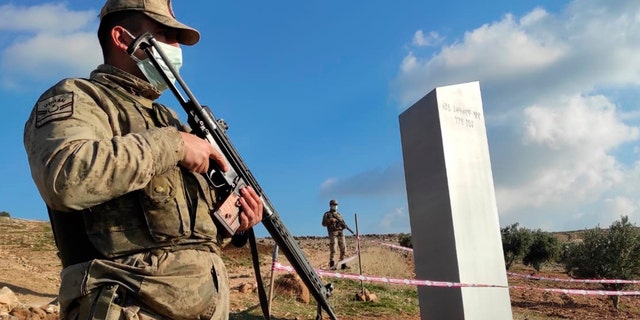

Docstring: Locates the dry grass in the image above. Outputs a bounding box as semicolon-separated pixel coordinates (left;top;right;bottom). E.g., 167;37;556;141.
356;244;415;280
4;218;639;319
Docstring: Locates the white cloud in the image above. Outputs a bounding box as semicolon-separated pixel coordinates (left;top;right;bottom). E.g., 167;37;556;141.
393;0;640;112
378;207;410;233
603;196;636;219
412;30;442;47
0;3;95;33
393;0;640;231
320;177;338;190
523;95;638;151
0;3;100;90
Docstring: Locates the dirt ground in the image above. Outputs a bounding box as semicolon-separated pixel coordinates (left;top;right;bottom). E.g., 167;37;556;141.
1;217;639;319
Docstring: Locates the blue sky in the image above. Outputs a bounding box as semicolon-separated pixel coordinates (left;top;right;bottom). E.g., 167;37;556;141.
2;0;640;237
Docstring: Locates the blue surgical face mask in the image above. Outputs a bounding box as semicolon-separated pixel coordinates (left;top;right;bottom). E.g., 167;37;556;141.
330;205;337;211
126;30;182;91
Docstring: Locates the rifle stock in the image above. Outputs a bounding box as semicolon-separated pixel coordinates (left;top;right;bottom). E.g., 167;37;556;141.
128;32;338;320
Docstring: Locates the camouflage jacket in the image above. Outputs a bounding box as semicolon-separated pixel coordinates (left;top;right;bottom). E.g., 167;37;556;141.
322;210;346;232
24;64;228;262
24;64;233;319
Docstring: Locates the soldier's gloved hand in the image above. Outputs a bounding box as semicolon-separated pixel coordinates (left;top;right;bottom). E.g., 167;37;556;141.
179;132;229;173
237;185;264;231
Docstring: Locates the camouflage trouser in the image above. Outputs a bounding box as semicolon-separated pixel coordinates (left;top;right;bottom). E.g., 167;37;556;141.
66;286;171;320
59;249;229;320
328;231;346;263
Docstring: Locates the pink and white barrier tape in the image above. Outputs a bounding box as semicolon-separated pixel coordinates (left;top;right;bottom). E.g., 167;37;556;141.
507;272;640;284
334;254;358;268
274;262;505;288
377;242;414;252
272;262;640;296
376;241;640;286
508;286;640;296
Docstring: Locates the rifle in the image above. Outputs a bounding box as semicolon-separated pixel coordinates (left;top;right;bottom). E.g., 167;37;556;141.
127;32;338;320
335;219;355;235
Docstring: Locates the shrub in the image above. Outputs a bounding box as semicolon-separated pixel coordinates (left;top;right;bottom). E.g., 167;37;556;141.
563;216;640;309
0;211;10;218
398;233;413;248
501;223;533;270
522;229;561;272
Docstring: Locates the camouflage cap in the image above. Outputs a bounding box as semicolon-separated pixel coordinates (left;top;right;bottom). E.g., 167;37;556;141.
100;0;200;45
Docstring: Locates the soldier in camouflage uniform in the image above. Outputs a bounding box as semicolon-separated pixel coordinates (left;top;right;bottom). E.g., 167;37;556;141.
23;1;264;319
321;199;348;270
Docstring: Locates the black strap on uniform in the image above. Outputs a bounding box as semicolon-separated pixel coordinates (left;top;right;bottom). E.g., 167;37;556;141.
47;206;105;267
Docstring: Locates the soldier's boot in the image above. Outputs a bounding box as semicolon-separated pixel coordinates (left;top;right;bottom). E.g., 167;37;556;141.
329;261;335;269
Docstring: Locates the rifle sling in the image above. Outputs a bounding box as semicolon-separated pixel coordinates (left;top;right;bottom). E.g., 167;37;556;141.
248;228;270;319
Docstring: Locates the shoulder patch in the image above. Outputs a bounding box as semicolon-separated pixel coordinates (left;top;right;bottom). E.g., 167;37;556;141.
36;92;74;127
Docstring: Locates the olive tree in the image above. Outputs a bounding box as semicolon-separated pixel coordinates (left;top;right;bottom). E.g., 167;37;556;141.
501;223;533;270
522;229;561;272
563;216;640;309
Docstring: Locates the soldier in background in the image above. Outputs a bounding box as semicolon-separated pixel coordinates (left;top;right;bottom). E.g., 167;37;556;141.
23;0;263;319
321;199;348;270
